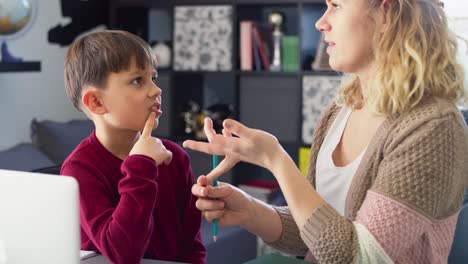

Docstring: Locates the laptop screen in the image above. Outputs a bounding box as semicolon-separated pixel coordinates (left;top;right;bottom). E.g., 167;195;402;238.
0;169;80;264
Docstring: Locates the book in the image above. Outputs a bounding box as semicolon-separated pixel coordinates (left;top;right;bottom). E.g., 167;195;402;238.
282;35;299;72
255;23;274;65
252;24;270;71
252;28;262;71
239;179;280;189
299;147;311;177
238;179;280;203
240;20;254;71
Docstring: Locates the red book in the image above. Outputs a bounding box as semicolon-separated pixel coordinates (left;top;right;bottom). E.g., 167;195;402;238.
252;24;270;71
238;179;280;203
239;179;280;190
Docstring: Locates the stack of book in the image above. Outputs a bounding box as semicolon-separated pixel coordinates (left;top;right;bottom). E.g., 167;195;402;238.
239;21;300;72
238;179;281;204
239;21;273;71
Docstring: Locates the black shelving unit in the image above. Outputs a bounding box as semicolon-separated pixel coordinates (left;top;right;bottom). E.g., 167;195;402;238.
110;0;337;185
0;62;41;72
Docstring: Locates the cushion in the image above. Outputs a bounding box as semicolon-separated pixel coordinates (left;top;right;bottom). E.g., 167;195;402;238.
0;143;55;171
31;119;94;164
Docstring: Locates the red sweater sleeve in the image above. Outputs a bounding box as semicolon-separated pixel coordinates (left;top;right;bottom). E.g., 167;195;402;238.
178;156;206;264
62;155;158;263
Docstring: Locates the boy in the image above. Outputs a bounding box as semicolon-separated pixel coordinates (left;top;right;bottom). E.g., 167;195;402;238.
61;30;206;264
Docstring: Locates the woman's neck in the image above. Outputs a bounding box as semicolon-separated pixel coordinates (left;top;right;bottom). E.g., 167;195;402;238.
355;68;372;108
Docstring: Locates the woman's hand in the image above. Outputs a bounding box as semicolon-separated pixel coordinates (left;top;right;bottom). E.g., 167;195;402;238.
183;118;240;180
192;175;255;227
183;118;287;181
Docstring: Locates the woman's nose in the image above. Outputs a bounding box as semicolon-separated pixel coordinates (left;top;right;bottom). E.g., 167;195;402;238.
315;14;331;32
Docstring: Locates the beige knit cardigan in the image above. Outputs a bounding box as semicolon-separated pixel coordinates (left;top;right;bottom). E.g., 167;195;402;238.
267;97;468;263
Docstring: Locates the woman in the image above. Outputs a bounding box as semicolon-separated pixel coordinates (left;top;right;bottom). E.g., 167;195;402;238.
183;0;468;263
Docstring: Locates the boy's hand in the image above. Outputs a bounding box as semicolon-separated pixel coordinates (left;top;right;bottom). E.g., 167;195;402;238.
130;112;172;165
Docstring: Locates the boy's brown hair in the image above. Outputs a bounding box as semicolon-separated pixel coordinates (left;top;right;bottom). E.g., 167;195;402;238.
64;30;156;111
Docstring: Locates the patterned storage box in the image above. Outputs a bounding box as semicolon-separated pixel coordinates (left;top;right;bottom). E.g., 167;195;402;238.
302;75;342;144
173;5;233;71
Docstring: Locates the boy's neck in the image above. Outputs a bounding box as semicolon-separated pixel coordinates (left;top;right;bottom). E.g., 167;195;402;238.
95;124;139;160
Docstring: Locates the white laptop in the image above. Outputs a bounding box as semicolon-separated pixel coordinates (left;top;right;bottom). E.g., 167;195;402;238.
0;169;80;264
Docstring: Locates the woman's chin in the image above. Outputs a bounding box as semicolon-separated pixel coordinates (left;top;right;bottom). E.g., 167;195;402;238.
328;60;341;72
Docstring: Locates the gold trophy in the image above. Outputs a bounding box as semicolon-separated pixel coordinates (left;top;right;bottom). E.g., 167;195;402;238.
268;11;284;72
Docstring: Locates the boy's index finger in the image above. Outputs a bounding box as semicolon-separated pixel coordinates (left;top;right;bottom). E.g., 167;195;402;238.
141;112;156;138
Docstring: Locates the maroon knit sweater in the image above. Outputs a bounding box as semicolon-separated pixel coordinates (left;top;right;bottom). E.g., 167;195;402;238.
61;132;206;264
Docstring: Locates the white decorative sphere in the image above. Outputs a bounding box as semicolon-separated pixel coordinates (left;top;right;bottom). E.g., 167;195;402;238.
152;42;171;68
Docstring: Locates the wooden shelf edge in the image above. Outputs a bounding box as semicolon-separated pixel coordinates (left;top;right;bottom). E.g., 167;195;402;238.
236;70;340;76
148;69;340;76
237;0;324;4
115;0;325;7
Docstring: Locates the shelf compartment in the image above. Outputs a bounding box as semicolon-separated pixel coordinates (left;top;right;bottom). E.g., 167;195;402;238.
171;72;236;138
239;75;301;142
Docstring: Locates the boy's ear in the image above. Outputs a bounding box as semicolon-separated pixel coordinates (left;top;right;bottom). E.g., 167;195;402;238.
81;88;106;115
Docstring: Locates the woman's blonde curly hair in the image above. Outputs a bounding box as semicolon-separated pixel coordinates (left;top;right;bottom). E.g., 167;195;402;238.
336;0;467;114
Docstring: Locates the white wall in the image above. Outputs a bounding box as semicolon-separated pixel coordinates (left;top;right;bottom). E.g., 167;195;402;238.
445;0;468;97
0;0;86;150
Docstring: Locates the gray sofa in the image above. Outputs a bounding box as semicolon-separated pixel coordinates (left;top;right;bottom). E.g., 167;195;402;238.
0;118;256;264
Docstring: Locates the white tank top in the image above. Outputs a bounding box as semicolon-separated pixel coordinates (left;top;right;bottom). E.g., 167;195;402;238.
316;107;366;215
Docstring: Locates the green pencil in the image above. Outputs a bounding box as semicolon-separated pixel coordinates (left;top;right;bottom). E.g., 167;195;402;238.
212;155;219;242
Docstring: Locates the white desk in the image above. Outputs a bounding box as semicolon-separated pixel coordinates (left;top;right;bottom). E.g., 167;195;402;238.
80;254;186;264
